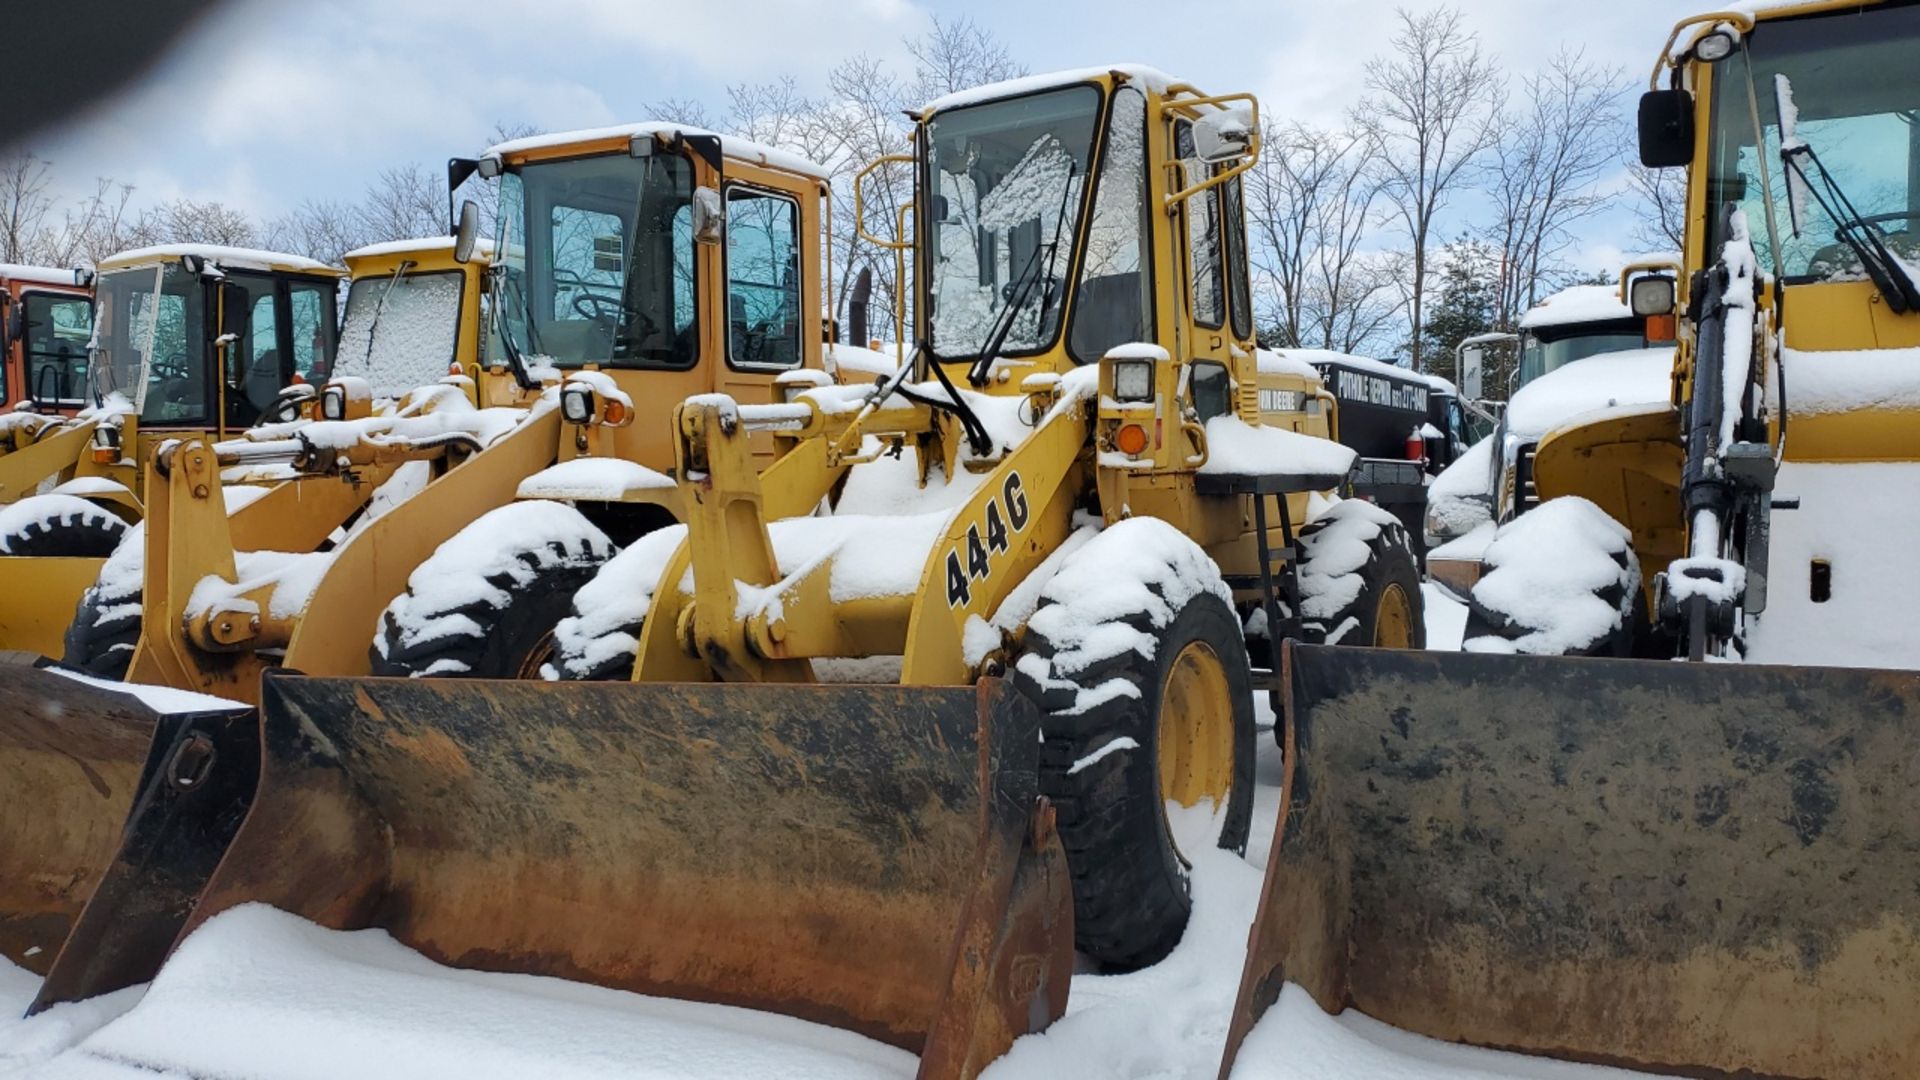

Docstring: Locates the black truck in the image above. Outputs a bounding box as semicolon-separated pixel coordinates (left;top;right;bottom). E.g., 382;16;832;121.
1301;350;1475;560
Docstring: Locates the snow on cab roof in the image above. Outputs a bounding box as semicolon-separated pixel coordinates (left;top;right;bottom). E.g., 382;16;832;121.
1518;284;1633;331
0;262;85;288
922;64;1178;114
343;236;496;262
98;244;338;275
483;122;829;181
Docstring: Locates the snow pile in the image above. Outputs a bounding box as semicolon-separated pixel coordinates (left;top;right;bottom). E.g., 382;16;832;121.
25;904;912;1080
0;494;124;552
516;458;675;501
1503;347;1672;438
183;549;336;626
377;502;615;673
1777;345;1920;415
1465;498;1638;656
1517;284;1631;330
1200;416;1356;478
1013;517;1230;708
1295;499;1401;644
827;342;907;380
1424;437;1495;540
1420;582;1468;651
1743;461;1920;669
1254;349;1321;381
0;958;143;1076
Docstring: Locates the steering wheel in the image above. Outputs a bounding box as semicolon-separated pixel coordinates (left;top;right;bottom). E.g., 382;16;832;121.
150;353;191;380
571;292;625;321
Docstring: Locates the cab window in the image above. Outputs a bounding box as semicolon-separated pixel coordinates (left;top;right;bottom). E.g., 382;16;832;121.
289;280;336;382
22;292;92;403
725;186;802;368
1175;119;1225;330
227;275;281;427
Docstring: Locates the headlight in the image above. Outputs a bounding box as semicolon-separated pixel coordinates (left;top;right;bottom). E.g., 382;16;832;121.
561;385;596;424
320;386;346;421
1113;359;1155;403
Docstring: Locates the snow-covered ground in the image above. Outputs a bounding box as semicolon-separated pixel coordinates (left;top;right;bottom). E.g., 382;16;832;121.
2;601;1636;1080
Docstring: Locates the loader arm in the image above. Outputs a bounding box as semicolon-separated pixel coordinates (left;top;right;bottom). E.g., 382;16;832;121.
0;418;95;503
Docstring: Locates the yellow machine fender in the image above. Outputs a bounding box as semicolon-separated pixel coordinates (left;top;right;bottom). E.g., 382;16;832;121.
0;556;109;655
1532;403;1685;579
46;672;1072;1078
0;420;95;504
1219;643;1920;1080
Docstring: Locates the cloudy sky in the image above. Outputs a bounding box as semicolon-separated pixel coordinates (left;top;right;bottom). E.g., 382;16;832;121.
30;0;1693;270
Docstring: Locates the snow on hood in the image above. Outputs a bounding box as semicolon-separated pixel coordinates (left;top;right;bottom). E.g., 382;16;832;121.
1518;285;1632;331
1428;435;1495;505
483;122;829;180
1255;348;1321;380
1778;345;1920;415
1504;347;1673;439
1200;416;1356;478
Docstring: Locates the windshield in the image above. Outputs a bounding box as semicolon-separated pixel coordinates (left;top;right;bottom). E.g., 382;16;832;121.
1517;322;1656;389
1707;3;1920;281
336;268;462;396
926;85;1101;360
92;264;206;422
21;291;92;404
494;152;697;369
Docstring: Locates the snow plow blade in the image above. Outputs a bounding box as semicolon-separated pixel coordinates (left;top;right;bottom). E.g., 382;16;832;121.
1221;644;1920;1080
107;672;1072;1077
0;653;252;990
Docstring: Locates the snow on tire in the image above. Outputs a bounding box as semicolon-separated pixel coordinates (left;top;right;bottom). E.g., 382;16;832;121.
0;494;127;557
1293;499;1426;649
1011;516;1255;972
549;525;687;681
372;502;616;679
62;526;146;679
1463;496;1640;657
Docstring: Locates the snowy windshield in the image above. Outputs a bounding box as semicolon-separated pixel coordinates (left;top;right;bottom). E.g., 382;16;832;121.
336;269;462;396
1707;3;1920;282
1516;324;1651;390
91;264;207;421
493;152;697;369
926;85;1101;360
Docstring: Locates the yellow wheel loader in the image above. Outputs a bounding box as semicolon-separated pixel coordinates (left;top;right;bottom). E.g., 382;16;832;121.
1222;5;1920;1079
42;70;1423;1077
4;123;839;1013
0;244;344;657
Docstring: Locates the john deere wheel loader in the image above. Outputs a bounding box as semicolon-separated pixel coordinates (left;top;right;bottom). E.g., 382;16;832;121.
42;69;1422;1078
0;244;344;656
1222;6;1920;1079
5;123;841;1015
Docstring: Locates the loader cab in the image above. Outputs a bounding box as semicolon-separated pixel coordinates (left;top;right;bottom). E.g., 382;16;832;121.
89;245;341;435
476;123;829;466
337;236;492;400
914;68;1262;403
0;266;93;414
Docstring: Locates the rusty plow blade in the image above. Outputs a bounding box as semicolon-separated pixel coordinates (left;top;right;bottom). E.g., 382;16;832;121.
0;653;252;1002
1220;644;1920;1080
134;673;1073;1078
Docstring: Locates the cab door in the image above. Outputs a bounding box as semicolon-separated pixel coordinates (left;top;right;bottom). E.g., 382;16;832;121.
715;173;815;462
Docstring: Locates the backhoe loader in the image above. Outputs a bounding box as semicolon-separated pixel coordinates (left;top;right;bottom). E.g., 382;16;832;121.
1222;5;1920;1078
43;69;1423;1077
4;123;839;1013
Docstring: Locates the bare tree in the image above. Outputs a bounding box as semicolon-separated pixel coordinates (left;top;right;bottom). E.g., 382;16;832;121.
905;15;1024;101
1480;49;1624;325
356;164;447;244
1245;122;1390;350
0;153;54;262
128;198;259;248
266;198;372;266
1358;6;1504;371
648;96;714;129
1624;157;1686;255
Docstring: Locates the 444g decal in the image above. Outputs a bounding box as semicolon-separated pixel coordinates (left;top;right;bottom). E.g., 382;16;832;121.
945;472;1029;608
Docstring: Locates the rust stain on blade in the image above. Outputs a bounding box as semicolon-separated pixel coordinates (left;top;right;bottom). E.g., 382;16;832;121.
1220;643;1920;1080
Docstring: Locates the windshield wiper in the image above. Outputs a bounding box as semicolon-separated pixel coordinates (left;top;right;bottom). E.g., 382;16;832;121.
360;260;413;367
489;266;542;391
966;161;1078;388
1780;142;1920;313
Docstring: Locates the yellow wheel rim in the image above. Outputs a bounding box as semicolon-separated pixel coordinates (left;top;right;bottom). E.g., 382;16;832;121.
1157;640;1236;859
1373;582;1414;648
514;630;560;681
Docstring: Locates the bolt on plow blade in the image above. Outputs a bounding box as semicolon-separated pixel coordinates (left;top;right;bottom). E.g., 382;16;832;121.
138;673;1071;1078
1221;644;1920;1080
0;653;252;996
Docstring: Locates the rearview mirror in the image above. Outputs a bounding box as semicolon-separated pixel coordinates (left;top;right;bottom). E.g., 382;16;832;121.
1460;345;1484;402
1629;275;1677;317
1192;106;1255;166
453;200;480;264
219;281;251;389
1637;89;1695;169
691;186;724;245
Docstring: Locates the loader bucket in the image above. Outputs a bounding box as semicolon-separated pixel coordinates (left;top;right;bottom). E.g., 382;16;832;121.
1221;644;1920;1080
0;653;251;989
116;673;1071;1078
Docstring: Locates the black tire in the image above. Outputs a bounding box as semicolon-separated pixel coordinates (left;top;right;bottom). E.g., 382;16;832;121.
1462;496;1639;657
1012;519;1255;971
1294;500;1426;650
549;526;688;681
63;558;144;679
372;503;616;679
0;494;127;556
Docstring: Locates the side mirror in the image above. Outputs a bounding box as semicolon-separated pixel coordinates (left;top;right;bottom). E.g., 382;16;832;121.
1192;105;1255;166
1460;344;1485;401
3;305;21;348
1637;89;1695;169
691;186;724;245
453;200;480;264
1629;274;1677;316
219;281;251;389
